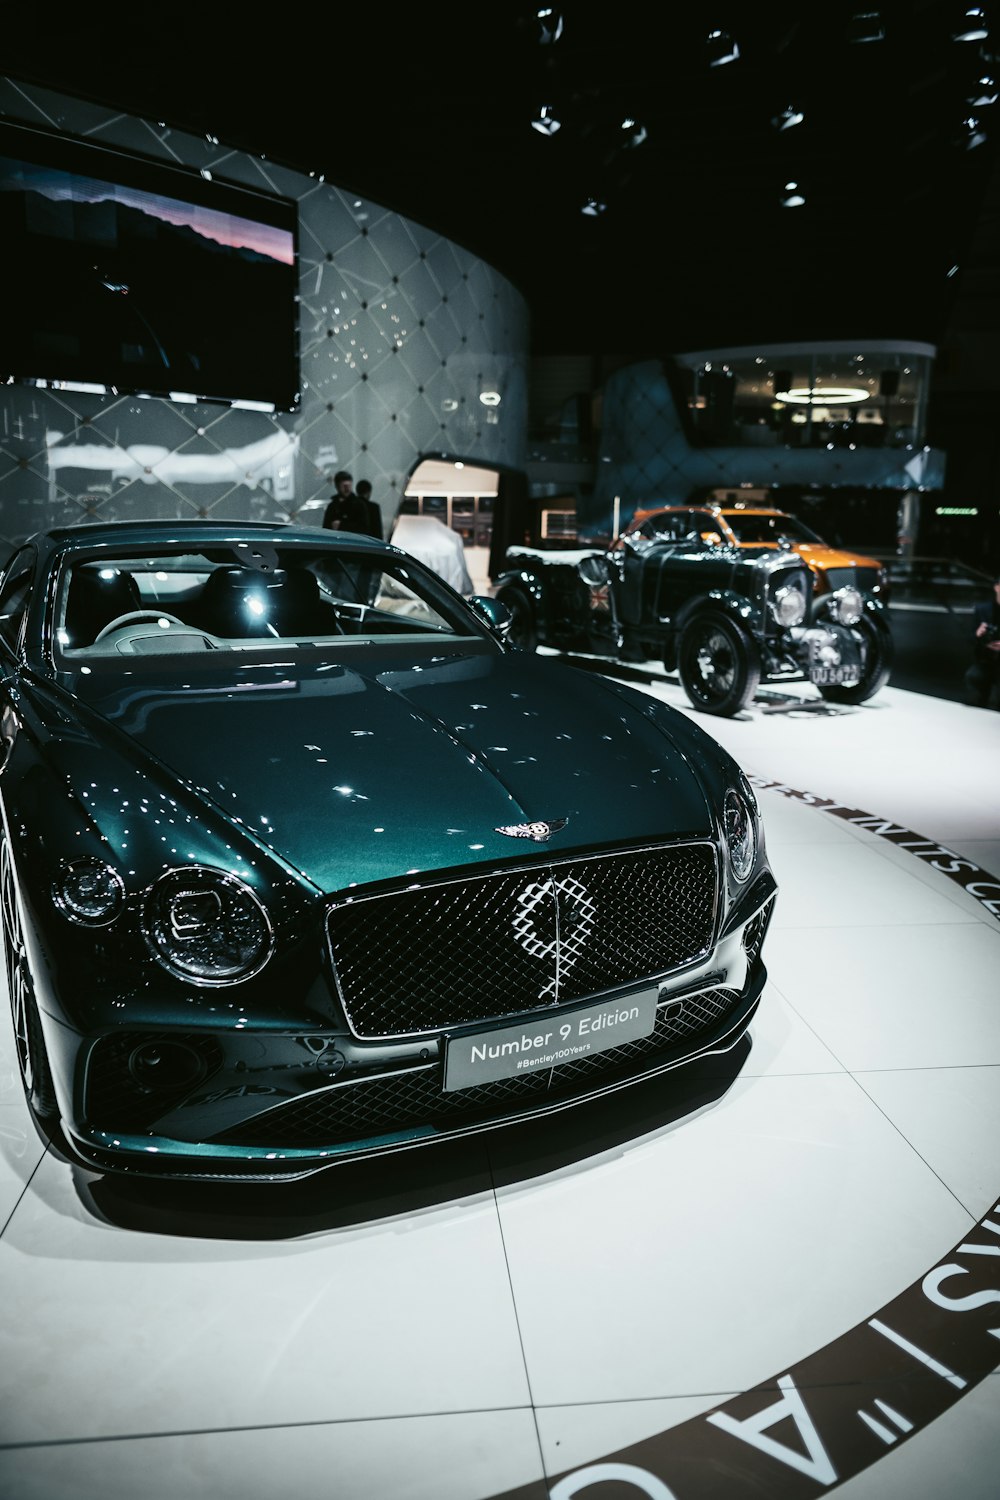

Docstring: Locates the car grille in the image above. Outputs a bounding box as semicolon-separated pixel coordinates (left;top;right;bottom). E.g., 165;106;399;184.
824;565;881;594
214;984;744;1149
326;842;718;1038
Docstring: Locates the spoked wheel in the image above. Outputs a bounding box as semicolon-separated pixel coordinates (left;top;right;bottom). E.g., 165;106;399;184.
678;612;761;716
496;587;539;652
817;615;894;705
1;831;58;1122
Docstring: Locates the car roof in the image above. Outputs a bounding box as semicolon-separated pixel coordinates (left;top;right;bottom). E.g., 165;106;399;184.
32;520;389;555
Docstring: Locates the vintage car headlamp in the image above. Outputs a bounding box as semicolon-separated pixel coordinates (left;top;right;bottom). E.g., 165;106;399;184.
143;867;273;983
53;858;125;926
827;586;864;626
769;583;807;627
724;789;757;884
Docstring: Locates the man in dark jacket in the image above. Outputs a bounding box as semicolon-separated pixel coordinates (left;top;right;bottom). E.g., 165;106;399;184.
355;479;384;541
323;471;367;533
964;572;1000;708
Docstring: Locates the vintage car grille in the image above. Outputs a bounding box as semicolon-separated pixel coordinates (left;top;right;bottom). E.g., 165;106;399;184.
824;565;881;594
214;984;744;1149
326;842;718;1039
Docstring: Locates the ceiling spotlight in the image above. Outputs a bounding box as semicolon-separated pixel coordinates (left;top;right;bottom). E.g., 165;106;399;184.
620;117;649;148
969;75;998;105
961;114;988;146
706;28;740;66
771;104;805;131
531;104;561;135
848;9;885;43
781;181;805;207
581;197;608;216
479;390;502;407
535;6;564;43
953;7;988;41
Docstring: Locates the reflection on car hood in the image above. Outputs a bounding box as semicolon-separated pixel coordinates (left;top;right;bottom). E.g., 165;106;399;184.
68;648;716;891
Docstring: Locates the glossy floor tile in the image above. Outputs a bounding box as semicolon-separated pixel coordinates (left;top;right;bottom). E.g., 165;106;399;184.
0;679;997;1497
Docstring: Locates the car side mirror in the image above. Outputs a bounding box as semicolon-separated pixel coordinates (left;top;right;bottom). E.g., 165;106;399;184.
468;595;512;635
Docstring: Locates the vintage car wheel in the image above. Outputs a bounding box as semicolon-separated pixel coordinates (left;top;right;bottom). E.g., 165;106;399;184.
1;832;58;1122
678;612;761;716
495;586;539;652
818;615;894;704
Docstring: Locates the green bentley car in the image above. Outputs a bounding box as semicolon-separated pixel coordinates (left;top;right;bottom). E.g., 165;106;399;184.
0;521;776;1180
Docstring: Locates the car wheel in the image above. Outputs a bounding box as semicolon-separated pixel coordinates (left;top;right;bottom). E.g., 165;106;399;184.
1;831;58;1123
496;587;539;652
678;612;761;716
818;615;894;704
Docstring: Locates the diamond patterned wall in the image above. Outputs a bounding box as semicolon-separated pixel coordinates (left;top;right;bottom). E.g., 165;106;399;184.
0;78;529;559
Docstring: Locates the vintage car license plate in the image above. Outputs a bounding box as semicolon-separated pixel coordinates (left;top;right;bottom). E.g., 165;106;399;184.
809;664;857;685
444;989;658;1092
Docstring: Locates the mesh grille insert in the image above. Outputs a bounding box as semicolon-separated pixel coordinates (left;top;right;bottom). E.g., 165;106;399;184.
215;986;744;1149
327;842;718;1038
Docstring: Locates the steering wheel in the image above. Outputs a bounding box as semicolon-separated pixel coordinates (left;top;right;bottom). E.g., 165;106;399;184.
94;610;189;641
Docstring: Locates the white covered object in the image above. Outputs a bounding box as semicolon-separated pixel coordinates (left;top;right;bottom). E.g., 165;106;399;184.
390;515;475;594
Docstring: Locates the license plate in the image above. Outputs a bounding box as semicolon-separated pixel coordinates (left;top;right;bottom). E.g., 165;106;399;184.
444;989;658;1092
809;665;857;686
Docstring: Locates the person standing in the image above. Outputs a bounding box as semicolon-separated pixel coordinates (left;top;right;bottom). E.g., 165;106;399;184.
323;471;366;533
355;479;384;541
964;571;1000;708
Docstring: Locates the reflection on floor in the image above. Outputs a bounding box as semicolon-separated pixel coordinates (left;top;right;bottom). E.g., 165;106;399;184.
0;677;998;1499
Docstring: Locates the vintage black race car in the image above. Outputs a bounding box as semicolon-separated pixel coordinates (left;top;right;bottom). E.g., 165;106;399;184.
493;530;893;716
0;521;775;1180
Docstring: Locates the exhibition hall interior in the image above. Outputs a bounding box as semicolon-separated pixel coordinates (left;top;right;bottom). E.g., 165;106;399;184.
0;6;999;1499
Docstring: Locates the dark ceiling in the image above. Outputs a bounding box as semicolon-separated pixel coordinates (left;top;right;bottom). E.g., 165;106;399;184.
5;2;1000;358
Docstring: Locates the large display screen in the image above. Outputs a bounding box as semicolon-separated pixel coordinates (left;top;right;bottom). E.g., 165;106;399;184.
0;122;299;412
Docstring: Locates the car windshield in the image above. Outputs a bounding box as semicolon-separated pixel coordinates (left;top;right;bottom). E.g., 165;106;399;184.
52;540;486;662
721;512;824;545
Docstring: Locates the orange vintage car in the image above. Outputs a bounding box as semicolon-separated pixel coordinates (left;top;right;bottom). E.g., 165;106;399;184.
623;504;890;604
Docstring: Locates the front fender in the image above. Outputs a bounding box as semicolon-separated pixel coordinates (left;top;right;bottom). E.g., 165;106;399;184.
675;588;765;636
493;567;548;610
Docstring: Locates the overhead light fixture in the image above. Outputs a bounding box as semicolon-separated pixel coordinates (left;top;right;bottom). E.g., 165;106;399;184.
479;390;502;407
581;197;607;216
771;104;805;130
953;6;988;41
775;386;870;405
848;9;885;42
620;117;648;148
530;104;561;135
781;181;805;206
536;6;564;43
960;114;988;146
706;28;740;66
969;75;998;105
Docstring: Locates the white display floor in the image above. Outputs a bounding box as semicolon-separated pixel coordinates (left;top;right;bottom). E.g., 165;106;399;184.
0;676;998;1500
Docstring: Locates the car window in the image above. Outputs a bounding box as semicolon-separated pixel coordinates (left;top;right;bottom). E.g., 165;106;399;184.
722;512;824;545
53;544;487;661
0;552;35;656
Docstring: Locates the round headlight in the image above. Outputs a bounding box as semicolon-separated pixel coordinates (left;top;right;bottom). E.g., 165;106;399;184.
143;867;273;984
53;858;125;926
770;584;806;627
724;790;757;884
829;586;864;626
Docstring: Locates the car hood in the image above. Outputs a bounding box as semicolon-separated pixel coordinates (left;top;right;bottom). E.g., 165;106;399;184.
62;647;717;891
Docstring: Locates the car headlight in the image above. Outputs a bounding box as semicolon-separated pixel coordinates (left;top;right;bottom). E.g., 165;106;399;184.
827;586;864;626
143;867;273;983
770;583;806;627
724;789;757;884
53;858;125;926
